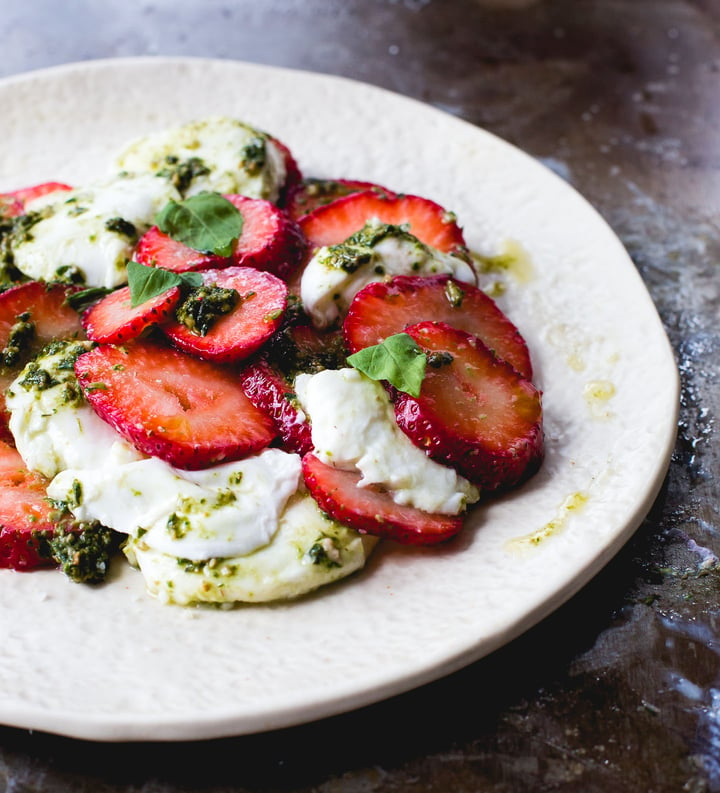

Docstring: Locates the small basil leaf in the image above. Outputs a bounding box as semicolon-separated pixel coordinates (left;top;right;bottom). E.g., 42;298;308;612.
155;192;243;256
127;260;203;307
347;332;427;397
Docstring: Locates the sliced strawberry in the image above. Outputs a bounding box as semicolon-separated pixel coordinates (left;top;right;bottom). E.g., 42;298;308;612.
299;191;468;255
302;453;463;545
162;267;287;364
134;225;227;273
135;196;306;281
0;281;85;436
268;135;303;208
238;359;313;456
395;322;543;491
285;178;395;220
75;340;277;469
224;195;306;280
0;440;59;569
0;181;72;217
82;285;182;344
344;275;533;380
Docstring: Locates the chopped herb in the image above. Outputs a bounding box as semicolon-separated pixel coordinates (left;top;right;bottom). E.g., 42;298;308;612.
427;351;454;368
1;311;35;368
53;264;85;285
19;362;58;391
443;279;465;308
39;523;119;584
240;136;267;176
157;155;211;195
167;512;191;540
307;536;341;568
104;217;137;240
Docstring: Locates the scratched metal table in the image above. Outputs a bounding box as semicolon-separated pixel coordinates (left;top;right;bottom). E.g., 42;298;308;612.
0;1;718;791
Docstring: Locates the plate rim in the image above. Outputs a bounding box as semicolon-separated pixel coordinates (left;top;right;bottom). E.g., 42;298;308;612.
0;55;680;742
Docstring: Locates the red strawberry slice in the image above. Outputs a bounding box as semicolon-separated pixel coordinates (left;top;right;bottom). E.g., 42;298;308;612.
224;195;306;280
82;285;182;344
302;453;464;545
299;190;468;255
134;225;227;273
162;267;288;364
395;322;543;491
285;178;395;220
268;135;303;207
0;181;72;217
134;196;306;281
0;281;85;437
75;340;277;469
344;274;533;380
238;359;313;456
0;440;59;569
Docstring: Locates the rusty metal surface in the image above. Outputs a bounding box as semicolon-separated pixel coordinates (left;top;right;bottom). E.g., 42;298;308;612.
0;1;718;790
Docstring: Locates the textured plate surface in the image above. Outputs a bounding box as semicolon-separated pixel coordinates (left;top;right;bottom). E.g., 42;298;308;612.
0;57;678;742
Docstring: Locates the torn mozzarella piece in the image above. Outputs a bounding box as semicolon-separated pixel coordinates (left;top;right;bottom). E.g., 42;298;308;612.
6;340;142;478
12;172;180;288
300;221;477;329
114;116;287;201
47;448;302;561
295;367;479;514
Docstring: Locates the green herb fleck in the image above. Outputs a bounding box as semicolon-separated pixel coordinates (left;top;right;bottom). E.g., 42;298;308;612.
443;279;465;308
157;156;211;195
39;523;118;584
104;217;137;240
240;136;267;176
1;311;35;369
307;536;341;568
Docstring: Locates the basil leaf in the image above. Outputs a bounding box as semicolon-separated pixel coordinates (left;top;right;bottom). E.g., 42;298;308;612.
347;332;427;397
155;192;243;256
127;260;203;308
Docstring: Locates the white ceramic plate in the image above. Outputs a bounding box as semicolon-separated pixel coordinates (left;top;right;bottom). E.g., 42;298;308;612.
0;58;678;742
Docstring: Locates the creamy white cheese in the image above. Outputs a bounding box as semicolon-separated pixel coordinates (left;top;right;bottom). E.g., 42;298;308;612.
47;449;302;561
295;367;479;514
12;172;180;288
6;340;143;478
115;116;287;201
300;221;477;328
124;492;377;605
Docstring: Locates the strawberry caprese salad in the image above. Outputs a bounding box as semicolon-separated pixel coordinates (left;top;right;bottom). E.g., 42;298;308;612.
0;116;543;606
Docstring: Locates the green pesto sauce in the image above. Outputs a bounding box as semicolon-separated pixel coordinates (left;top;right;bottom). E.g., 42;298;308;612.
104;216;138;240
176;284;239;336
240;135;267;176
443;279;465;308
307;535;342;568
1;311;36;369
156;155;211;195
38;522;118;584
17;339;89;406
321;222;428;274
